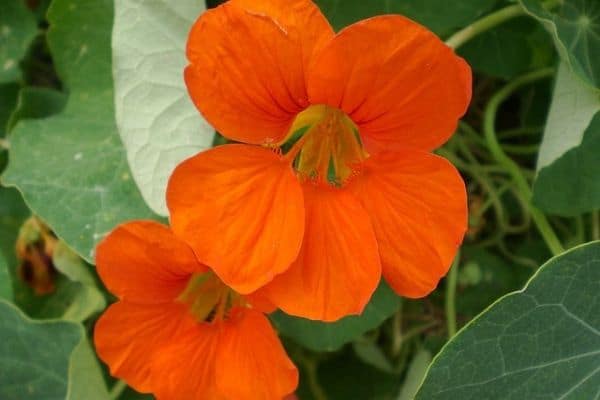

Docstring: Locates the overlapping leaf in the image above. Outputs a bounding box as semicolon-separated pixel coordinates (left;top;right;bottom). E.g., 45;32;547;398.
521;0;600;88
0;300;109;400
533;63;600;215
112;0;214;215
3;0;157;262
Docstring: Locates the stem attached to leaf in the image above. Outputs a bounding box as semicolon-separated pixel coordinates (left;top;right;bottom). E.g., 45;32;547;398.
483;68;565;256
445;0;562;50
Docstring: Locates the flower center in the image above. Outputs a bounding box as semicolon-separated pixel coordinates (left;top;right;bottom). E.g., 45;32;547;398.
283;105;367;185
177;272;241;323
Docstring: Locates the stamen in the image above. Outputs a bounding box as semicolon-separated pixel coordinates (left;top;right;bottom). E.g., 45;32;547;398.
282;105;367;185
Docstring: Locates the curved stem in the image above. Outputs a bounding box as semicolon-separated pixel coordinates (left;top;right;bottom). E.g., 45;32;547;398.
445;0;562;49
483;68;565;256
109;380;127;400
445;251;460;338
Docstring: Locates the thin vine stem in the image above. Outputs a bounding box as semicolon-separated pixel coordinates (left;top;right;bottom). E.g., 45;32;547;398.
483;68;565;256
445;251;460;338
445;0;562;49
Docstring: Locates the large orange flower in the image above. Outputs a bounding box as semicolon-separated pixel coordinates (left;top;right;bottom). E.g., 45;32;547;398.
169;0;471;321
94;221;298;400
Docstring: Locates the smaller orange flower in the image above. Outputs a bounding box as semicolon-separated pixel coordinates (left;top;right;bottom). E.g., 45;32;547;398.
94;221;297;400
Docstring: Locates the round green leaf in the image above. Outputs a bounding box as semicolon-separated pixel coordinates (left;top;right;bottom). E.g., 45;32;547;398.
2;0;158;262
416;241;600;399
271;282;401;352
112;0;214;215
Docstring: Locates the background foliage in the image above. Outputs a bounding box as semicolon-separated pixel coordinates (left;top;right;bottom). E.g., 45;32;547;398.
0;0;598;399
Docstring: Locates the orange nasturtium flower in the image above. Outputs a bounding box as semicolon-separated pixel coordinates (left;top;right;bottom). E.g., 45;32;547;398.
168;0;471;321
93;221;298;399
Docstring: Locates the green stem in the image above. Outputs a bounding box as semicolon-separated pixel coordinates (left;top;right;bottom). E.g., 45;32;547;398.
445;251;460;338
483;68;565;256
301;356;328;400
109;380;127;400
445;0;562;49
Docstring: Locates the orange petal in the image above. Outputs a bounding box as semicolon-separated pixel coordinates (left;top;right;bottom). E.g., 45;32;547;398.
95;221;204;304
150;320;224;400
244;290;277;314
350;151;467;298
262;183;381;321
94;301;196;393
167;144;305;294
186;0;334;144
215;308;298;400
307;15;471;153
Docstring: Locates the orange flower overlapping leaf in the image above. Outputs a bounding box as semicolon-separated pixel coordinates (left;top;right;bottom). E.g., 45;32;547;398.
171;0;471;321
94;221;298;400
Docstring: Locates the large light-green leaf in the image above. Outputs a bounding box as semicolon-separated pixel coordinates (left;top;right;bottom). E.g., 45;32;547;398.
112;0;213;215
271;282;401;352
0;300;109;400
533;63;600;215
2;0;157;262
0;0;37;83
314;0;497;35
521;0;600;88
415;241;600;399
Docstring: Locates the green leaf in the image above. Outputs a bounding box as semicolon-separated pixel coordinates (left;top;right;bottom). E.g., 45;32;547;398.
520;0;600;88
67;337;111;400
397;349;432;400
7;86;67;131
112;0;214;215
0;82;19;136
458;17;555;80
52;241;106;322
0;186;29;269
271;282;401;352
0;300;109;400
0;0;37;83
0;250;11;300
314;0;498;35
415;241;600;400
0;82;19;170
533;63;600;215
2;0;158;262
